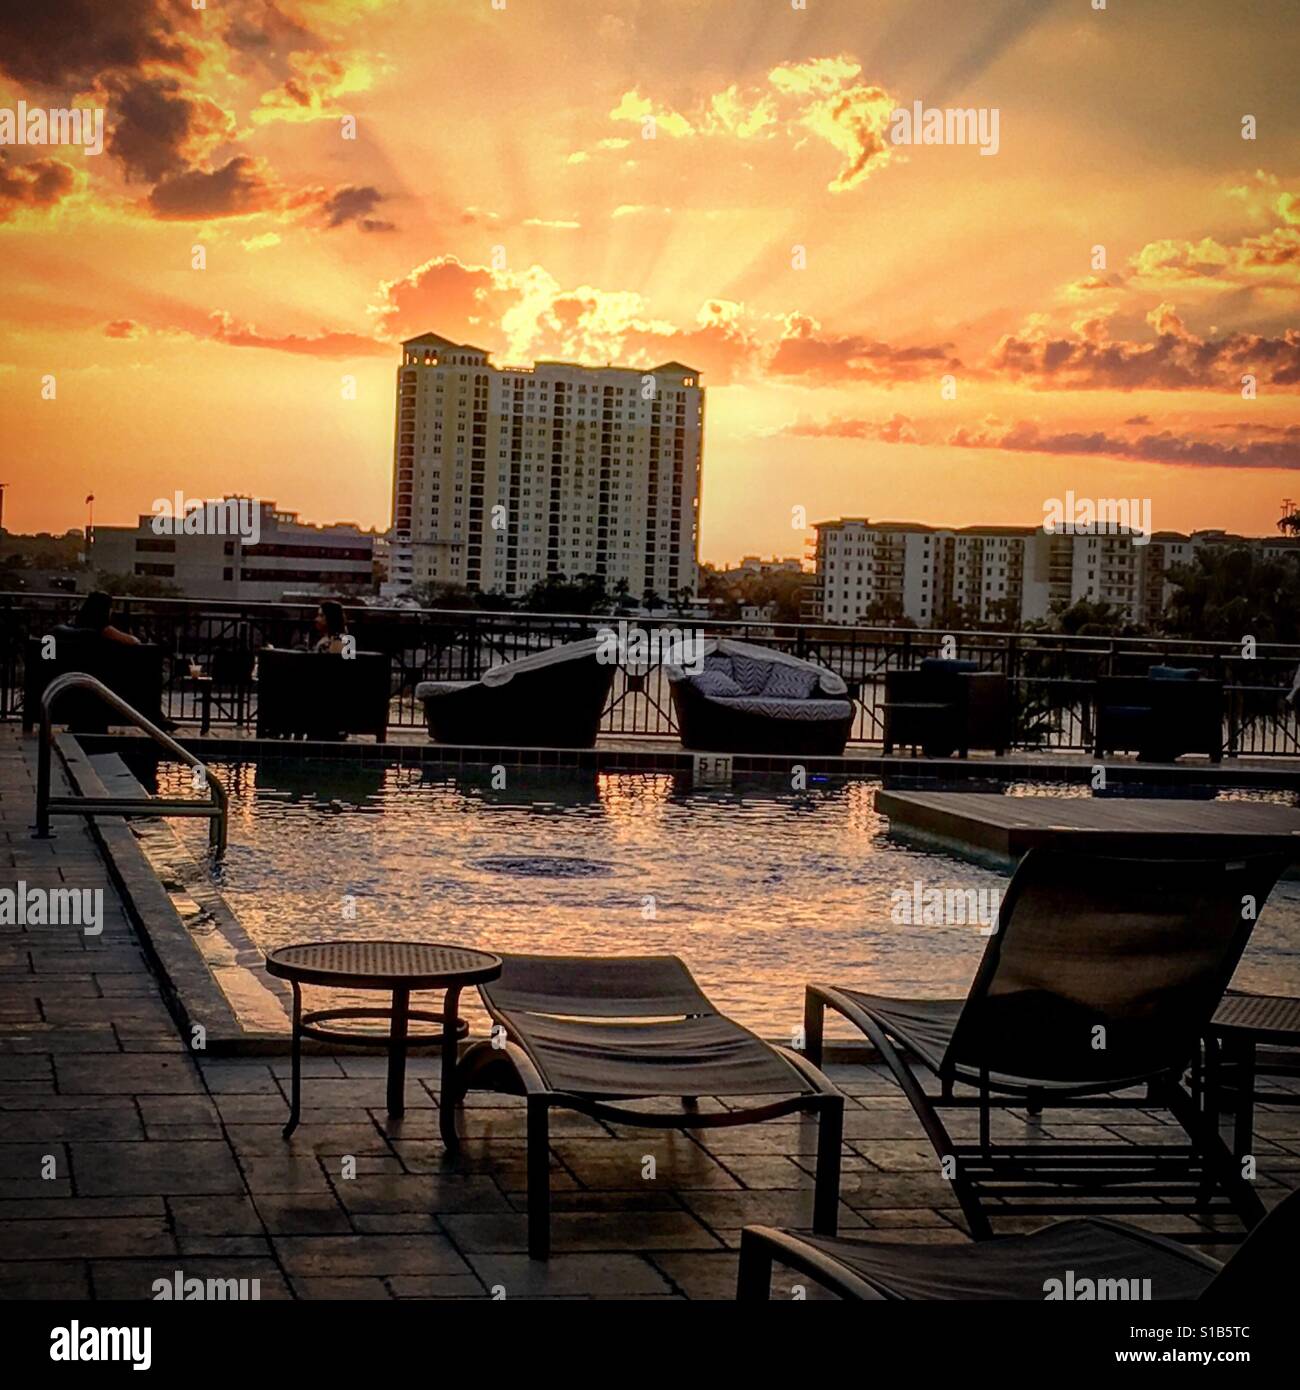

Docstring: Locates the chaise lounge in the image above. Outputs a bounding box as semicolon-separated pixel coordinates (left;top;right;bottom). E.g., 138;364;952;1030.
416;637;617;748
803;845;1289;1240
448;953;844;1259
738;1185;1299;1300
666;639;854;755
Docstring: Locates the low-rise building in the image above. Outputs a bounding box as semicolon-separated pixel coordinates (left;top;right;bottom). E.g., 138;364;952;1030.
90;499;375;601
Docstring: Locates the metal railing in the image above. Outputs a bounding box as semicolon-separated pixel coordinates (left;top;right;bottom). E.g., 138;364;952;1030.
5;592;1300;757
35;672;228;856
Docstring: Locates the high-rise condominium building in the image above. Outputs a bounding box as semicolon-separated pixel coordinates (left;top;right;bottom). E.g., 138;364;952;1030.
387;333;704;601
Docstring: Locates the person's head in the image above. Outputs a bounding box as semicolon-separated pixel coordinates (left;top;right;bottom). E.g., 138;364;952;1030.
316;600;346;636
75;590;113;631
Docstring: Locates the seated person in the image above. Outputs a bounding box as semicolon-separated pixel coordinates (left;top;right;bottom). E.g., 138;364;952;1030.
68;590;140;646
312;600;349;655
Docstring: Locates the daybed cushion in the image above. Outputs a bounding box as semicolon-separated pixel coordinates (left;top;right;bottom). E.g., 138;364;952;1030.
663;637;848;696
762;664;819;699
729;654;772;694
693;667;744;697
415;680;476;700
707;696;854;722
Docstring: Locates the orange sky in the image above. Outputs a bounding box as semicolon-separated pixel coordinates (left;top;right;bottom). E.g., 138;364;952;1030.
1;0;1298;565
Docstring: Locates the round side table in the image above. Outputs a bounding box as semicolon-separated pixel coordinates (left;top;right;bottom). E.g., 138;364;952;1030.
265;940;502;1145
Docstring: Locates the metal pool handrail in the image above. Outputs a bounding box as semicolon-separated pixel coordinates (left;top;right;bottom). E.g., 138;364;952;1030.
35;671;228;857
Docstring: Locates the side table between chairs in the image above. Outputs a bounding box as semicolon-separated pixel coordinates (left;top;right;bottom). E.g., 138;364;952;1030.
1205;990;1300;1159
265;941;502;1143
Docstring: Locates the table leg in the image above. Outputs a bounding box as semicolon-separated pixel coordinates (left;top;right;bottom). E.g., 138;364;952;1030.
440;985;463;1150
200;684;212;736
1234;1039;1257;1162
387;986;410;1118
283;981;302;1138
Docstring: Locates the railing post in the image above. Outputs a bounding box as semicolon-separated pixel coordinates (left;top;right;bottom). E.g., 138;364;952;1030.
35;709;51;838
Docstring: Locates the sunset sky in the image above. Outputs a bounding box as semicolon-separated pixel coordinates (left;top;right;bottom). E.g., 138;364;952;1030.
1;0;1298;564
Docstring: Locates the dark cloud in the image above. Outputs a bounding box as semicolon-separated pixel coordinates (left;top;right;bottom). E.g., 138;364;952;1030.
949;419;1300;470
0;154;77;222
321;185;393;231
103;74;233;183
226;1;319;57
147;156;274;220
769;314;962;383
0;0;196;88
779;413;919;443
989;316;1300;390
208;310;389;358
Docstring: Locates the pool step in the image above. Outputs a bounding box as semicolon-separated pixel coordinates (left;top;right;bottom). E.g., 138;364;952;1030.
87;752;151;803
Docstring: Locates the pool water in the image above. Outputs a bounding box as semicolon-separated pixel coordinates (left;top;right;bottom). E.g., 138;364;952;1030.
146;759;1300;1035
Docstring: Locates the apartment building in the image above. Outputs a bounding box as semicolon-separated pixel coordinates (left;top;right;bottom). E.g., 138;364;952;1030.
386;332;703;601
809;519;1296;628
90;500;374;601
810;520;1053;626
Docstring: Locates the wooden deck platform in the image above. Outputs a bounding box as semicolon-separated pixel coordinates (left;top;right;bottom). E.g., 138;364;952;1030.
875;789;1300;865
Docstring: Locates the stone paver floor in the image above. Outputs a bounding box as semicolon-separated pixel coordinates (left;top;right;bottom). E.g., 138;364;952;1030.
2;725;1298;1299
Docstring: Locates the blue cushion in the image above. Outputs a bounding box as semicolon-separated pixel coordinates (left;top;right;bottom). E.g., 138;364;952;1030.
763;663;819;699
730;654;772;694
693;668;743;697
1149;665;1199;681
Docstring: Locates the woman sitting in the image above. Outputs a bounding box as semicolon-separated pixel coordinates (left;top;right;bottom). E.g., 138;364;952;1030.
312;600;349;655
71;590;141;646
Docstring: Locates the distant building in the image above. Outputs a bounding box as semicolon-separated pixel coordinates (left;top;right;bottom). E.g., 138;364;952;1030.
808;518;1300;628
90;499;374;601
386;332;703;602
726;555;804;578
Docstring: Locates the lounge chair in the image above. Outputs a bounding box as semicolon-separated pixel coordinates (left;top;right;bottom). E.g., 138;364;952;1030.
23;631;166;732
738;1185;1299;1300
803;846;1289;1241
255;648;391;741
449;953;844;1259
882;657;1009;758
416;636;616;748
666;639;854;755
1094;665;1224;762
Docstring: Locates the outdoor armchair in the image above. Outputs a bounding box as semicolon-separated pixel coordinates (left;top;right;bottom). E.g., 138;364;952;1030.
255;648;391;741
1094;666;1224;762
882;657;1009;758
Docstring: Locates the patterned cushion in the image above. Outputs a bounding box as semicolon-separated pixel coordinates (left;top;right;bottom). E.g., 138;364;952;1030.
692;668;743;697
729;654;773;694
710;696;853;722
762;663;819;699
703;654;734;677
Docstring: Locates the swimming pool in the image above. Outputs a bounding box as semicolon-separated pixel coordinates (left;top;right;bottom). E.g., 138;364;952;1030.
144;759;1300;1034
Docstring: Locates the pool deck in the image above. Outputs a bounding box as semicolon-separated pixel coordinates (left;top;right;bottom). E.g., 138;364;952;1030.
3;724;1300;1300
